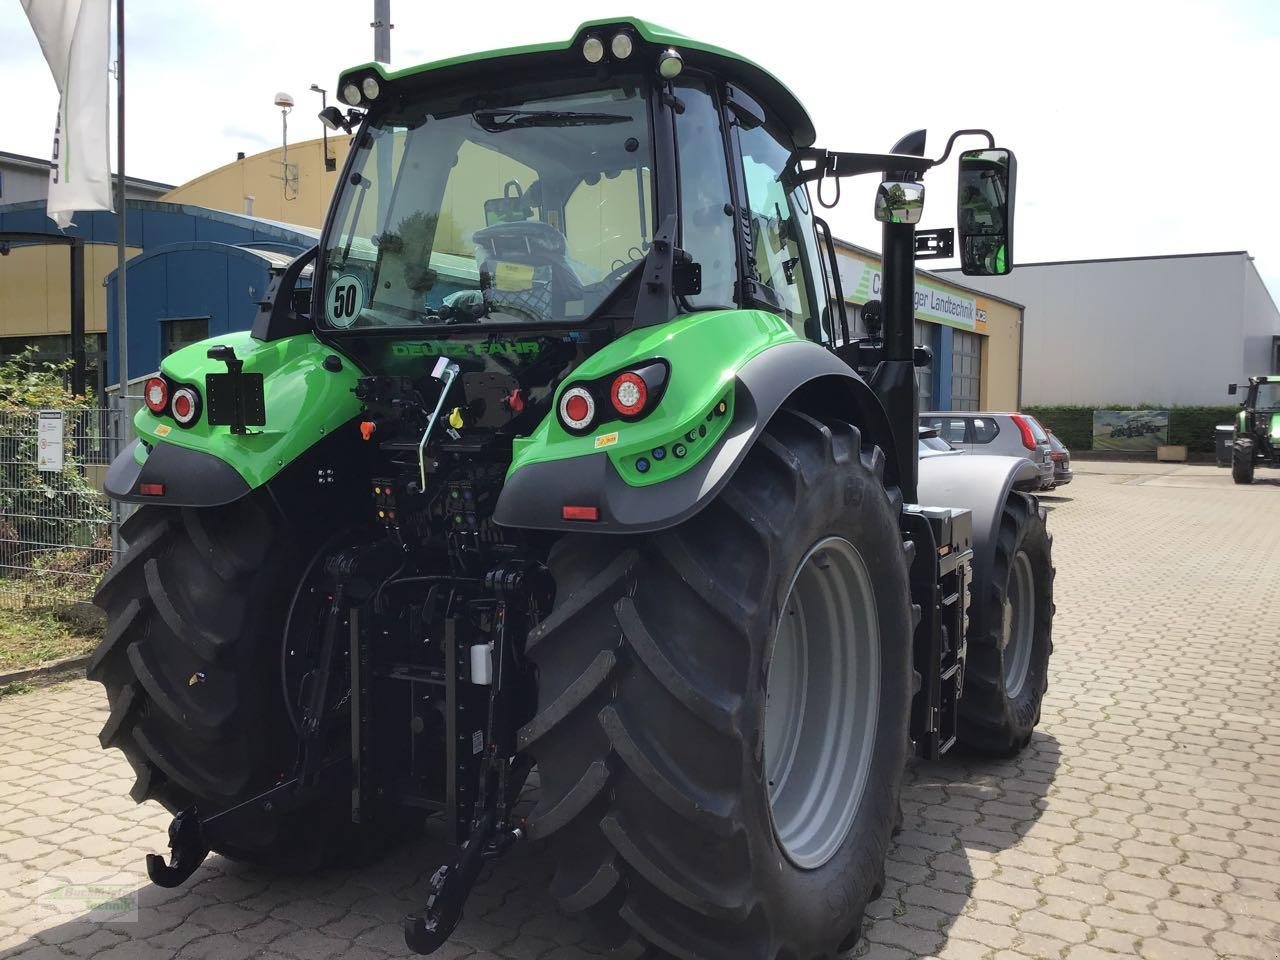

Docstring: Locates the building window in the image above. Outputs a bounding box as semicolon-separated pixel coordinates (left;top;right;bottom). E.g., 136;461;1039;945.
914;319;938;410
162;318;209;358
952;329;982;411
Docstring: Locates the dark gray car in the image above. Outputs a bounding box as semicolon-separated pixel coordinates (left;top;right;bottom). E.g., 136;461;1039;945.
1046;431;1073;487
920;411;1055;489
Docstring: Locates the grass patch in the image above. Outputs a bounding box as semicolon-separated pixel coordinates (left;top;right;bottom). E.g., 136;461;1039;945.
0;607;100;673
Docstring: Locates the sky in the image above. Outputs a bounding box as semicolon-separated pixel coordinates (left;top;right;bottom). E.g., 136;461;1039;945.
4;0;1280;295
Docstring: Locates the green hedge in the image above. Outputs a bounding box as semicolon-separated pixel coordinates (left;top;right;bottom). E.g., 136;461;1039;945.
1024;405;1238;453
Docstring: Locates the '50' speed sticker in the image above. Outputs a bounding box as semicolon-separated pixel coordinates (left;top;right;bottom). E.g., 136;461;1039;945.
327;274;366;328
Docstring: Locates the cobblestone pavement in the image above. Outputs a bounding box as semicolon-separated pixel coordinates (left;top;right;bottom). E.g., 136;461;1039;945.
2;468;1279;960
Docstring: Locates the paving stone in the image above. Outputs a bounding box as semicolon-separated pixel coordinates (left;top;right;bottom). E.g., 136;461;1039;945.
4;472;1280;959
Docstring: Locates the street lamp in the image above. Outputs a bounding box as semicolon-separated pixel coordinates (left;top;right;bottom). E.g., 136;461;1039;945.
273;91;299;200
309;83;336;172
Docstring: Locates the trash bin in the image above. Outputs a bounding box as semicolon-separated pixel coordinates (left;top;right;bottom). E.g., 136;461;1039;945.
1215;425;1235;467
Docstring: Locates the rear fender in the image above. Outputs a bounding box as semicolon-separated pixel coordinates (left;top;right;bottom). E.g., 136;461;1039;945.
494;311;896;533
916;453;1042;589
105;331;362;507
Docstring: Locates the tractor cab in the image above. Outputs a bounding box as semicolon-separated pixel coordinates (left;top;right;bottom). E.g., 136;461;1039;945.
312;20;831;346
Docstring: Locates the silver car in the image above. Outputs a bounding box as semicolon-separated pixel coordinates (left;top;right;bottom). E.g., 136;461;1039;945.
920;411;1055;489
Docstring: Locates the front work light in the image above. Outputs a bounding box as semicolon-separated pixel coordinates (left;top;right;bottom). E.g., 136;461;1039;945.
361;76;380;101
611;32;634;59
657;48;684;79
342;82;362;106
582;36;604;63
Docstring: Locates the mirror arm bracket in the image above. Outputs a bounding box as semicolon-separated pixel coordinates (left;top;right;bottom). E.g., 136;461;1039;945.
786;148;936;192
930;128;996;167
787;129;999;194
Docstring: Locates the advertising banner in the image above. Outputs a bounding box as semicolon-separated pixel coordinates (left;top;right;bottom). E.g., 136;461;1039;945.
21;0;113;229
1092;410;1170;452
838;260;978;332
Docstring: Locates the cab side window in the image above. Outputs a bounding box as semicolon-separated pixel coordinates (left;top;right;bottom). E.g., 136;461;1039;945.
674;80;737;308
736;123;822;338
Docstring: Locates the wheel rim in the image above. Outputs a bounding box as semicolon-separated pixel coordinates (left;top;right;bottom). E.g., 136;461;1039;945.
765;536;880;870
1002;550;1036;698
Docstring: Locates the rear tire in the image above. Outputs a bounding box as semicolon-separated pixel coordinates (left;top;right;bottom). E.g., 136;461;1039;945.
957;492;1054;756
521;409;913;959
1232;438;1256;485
90;493;382;866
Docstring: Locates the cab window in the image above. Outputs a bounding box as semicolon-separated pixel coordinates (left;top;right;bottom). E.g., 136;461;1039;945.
736;123;822;338
674;79;736;308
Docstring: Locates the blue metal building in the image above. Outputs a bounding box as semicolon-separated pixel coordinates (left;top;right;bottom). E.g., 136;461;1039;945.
0;200;316;392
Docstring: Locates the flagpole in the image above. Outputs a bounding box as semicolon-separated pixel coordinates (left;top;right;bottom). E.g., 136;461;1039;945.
115;0;128;402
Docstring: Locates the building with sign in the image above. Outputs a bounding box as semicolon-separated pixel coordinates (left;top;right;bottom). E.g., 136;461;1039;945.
833;239;1025;411
938;251;1280;406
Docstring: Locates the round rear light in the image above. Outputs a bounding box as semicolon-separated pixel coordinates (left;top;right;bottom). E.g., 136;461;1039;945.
144;377;168;414
610;372;647;416
559;387;595;432
171;387;199;426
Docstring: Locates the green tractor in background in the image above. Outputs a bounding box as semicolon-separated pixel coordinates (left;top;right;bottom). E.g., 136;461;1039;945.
1229;376;1280;484
91;19;1054;958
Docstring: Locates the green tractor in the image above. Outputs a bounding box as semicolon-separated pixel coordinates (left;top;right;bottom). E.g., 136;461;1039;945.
92;19;1054;958
1229;376;1280;484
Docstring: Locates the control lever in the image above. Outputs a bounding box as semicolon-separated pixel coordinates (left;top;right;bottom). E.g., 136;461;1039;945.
418;357;460;491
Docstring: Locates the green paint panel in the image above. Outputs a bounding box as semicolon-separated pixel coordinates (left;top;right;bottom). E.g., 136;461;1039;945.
133;332;361;488
507;309;798;486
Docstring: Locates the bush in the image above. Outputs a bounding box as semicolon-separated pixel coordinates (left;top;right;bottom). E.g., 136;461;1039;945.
1024;404;1239;453
1022;406;1094;450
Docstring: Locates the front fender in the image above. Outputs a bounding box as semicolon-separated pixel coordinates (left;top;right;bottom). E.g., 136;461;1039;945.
494;311;894;533
107;331;361;505
916;453;1042;591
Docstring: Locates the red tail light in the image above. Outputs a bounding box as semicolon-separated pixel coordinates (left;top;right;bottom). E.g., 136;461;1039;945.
144;377;168;414
610;372;648;416
170;387;200;426
562;505;599;522
1010;415;1037;451
558;387;596;432
138;482;165;497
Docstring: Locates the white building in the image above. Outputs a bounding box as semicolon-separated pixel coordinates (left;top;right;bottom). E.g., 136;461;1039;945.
938;251;1280;407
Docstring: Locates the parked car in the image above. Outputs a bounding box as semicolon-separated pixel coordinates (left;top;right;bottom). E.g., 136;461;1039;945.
921;411;1055;489
1047;431;1073;487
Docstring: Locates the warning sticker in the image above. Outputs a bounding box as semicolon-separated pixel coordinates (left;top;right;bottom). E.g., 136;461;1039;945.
494;261;535;292
154;424;172;438
594;432;619;449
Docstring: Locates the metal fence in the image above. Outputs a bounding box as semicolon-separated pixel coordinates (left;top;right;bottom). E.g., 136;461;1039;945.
0;406;126;613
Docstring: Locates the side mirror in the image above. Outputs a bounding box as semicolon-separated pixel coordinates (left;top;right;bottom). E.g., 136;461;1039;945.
957;148;1016;276
1228;383;1238;396
875;181;925;225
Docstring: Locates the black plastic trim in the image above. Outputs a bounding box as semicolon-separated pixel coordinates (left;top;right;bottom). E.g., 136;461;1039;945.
104;439;251;508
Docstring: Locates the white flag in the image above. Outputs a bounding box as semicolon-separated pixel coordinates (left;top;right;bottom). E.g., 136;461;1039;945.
21;0;113;229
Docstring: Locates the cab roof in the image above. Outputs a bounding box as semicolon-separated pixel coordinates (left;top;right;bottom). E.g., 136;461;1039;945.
338;17;816;148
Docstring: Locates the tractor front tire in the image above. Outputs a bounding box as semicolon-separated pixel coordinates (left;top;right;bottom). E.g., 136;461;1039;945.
958;492;1054;756
89;493;370;866
521;409;913;959
1232;438;1256;485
